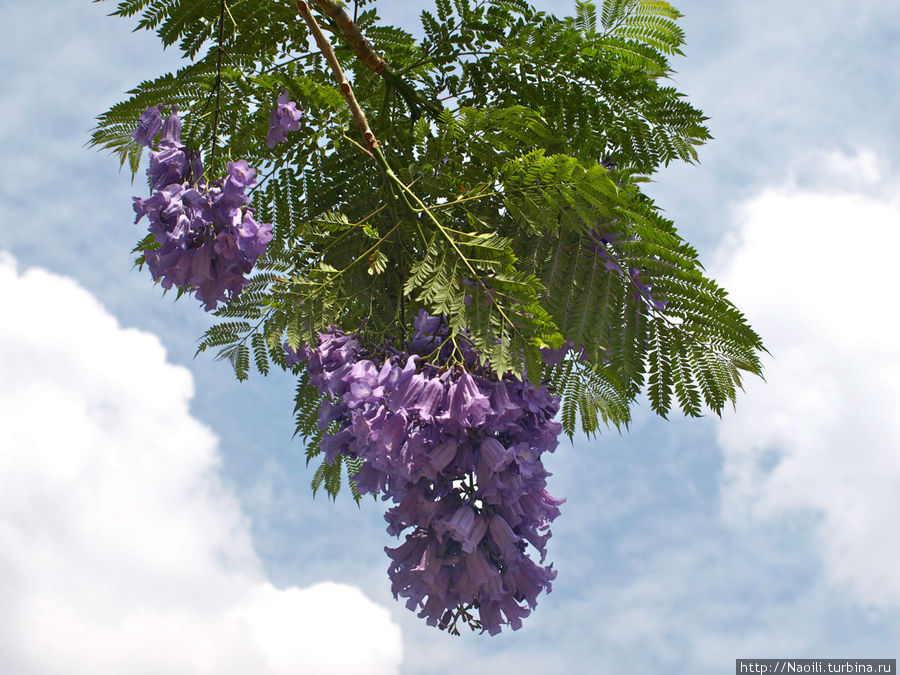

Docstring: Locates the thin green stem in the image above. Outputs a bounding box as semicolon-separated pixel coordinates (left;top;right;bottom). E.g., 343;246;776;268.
257;50;325;76
373;146;520;337
289;202;391;273
294;221;400;294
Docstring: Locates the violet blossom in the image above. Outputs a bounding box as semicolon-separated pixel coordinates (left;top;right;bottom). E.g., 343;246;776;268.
266;90;304;149
292;311;565;635
132;104;163;147
131;106;273;311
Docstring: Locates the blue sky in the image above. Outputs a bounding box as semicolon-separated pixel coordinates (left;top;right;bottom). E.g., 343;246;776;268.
1;1;899;672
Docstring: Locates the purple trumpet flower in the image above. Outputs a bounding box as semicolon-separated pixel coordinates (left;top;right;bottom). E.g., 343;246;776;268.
131;107;273;311
266;90;304;149
294;316;564;634
132;105;163;147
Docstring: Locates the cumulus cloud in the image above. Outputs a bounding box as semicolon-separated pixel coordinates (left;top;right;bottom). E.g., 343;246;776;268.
714;150;900;607
0;252;402;674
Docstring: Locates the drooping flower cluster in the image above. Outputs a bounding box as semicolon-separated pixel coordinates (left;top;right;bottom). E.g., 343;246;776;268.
288;312;564;635
131;106;273;311
265;90;304;149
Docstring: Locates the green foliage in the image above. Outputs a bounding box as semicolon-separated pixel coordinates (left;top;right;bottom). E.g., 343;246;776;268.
292;369;364;502
549;355;632;438
94;0;765;493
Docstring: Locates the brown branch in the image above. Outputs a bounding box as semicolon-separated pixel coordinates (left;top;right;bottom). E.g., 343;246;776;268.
295;1;380;150
302;0;442;122
308;0;387;75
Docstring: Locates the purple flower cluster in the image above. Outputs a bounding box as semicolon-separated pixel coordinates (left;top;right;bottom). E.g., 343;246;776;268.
131;106;273;311
266;90;304;149
289;312;564;634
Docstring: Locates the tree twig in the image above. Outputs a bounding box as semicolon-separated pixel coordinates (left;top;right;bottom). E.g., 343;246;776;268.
295;1;380;150
301;0;442;122
308;0;387;75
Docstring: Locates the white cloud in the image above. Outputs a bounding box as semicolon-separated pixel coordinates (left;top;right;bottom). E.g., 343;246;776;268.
714;150;900;608
0;252;402;674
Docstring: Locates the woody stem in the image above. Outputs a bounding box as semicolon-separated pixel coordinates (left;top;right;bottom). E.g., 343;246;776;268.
295;0;380;150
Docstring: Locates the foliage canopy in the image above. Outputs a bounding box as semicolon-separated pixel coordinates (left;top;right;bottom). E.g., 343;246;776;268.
93;0;764;496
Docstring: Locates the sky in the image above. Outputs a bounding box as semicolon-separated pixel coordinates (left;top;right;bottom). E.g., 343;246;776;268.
1;0;899;672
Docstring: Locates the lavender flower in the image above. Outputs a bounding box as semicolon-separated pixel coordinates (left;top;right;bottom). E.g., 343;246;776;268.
132;105;163;147
131;107;273;311
266;90;304;149
292;313;565;635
